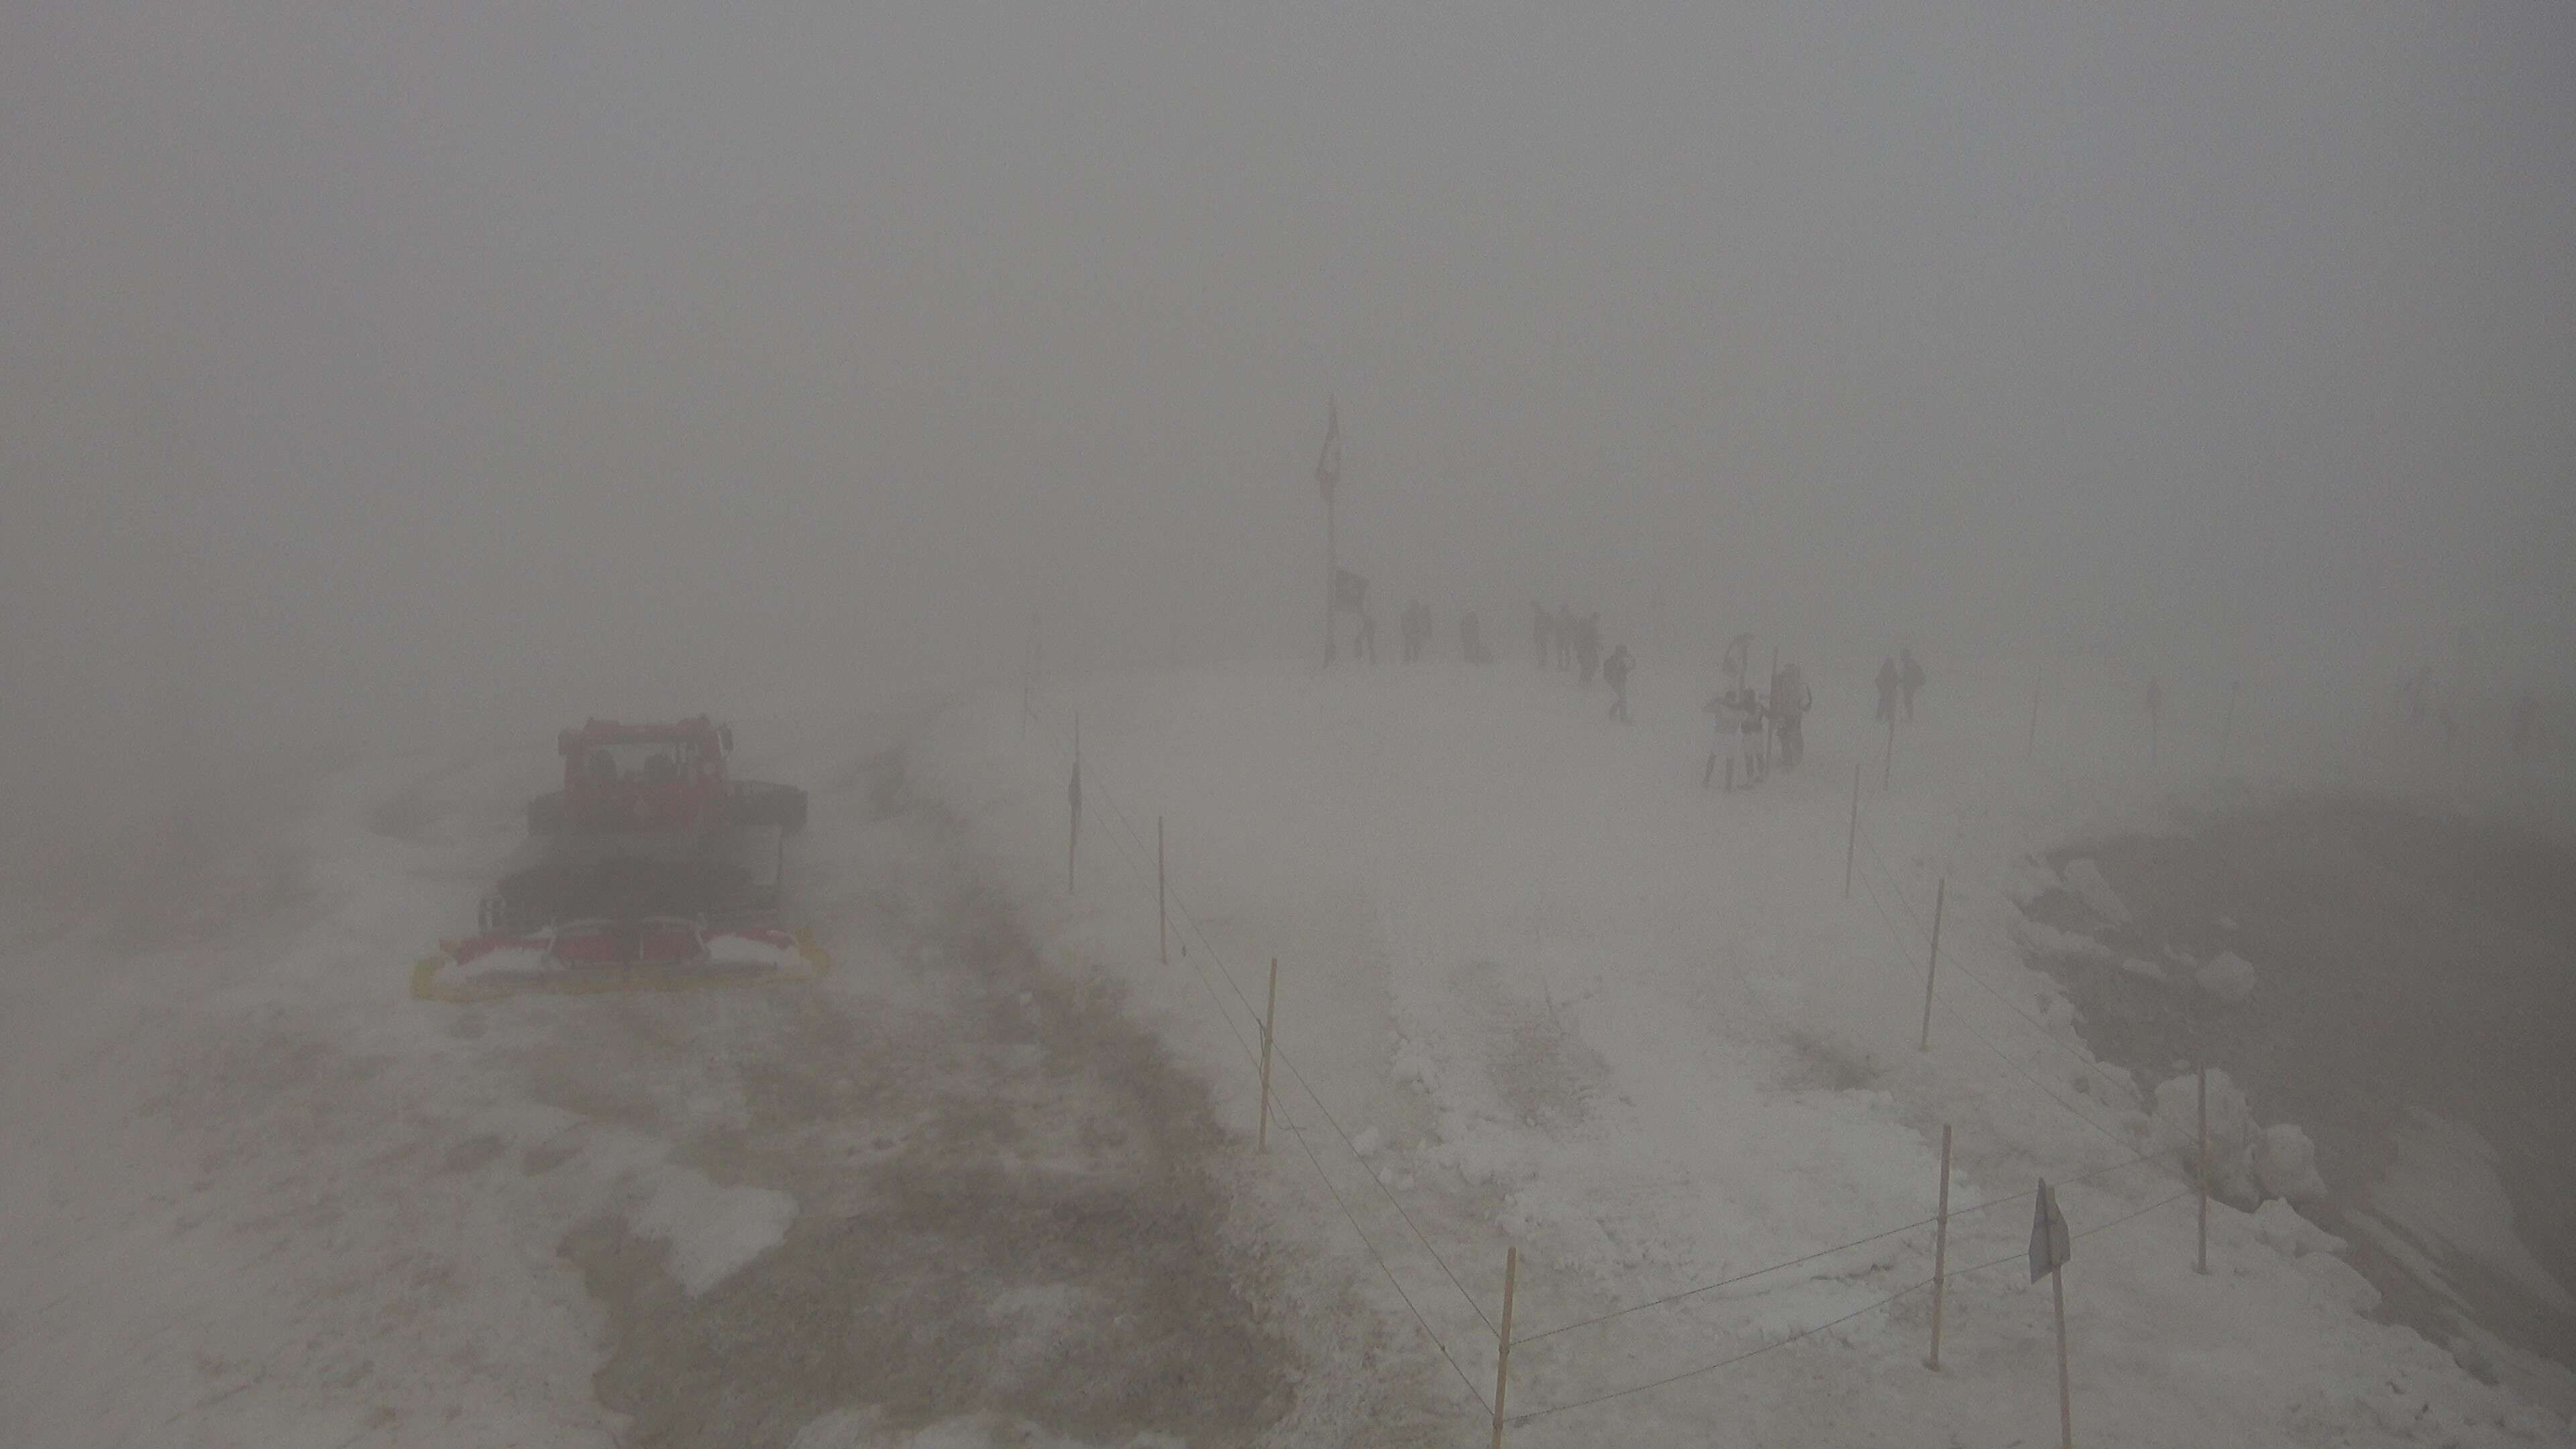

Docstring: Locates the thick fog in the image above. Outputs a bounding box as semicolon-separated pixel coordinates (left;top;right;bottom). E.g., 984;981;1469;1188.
5;1;2572;851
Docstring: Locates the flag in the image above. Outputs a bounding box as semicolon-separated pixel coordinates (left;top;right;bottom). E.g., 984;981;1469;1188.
2029;1179;2072;1282
1314;395;1340;500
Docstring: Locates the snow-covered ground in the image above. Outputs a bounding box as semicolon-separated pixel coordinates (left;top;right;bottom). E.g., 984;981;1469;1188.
915;653;2573;1446
6;654;2567;1448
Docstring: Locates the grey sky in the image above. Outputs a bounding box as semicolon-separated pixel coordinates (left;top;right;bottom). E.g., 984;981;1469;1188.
5;1;2572;838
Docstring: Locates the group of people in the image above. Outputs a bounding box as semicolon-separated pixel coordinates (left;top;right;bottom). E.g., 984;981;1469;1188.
1873;647;1927;723
1531;602;1638;722
1330;569;1495;665
1702;655;1813;790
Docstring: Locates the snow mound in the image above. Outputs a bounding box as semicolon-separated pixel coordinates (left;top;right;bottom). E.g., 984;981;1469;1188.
2253;1198;2346;1258
2257;1123;2327;1202
2013;916;2112;961
2197;950;2257;1002
2060;858;2132;926
2119;955;2169;983
633;1163;797;1295
2153;1069;2259;1206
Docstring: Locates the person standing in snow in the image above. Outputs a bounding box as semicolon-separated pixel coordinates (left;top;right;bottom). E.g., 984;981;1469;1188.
1703;686;1762;788
1575;614;1602;684
1900;647;1926;721
1400;599;1431;663
1770;662;1811;768
1876;657;1901;723
1556;604;1578;669
1462;610;1491;663
1603;645;1633;722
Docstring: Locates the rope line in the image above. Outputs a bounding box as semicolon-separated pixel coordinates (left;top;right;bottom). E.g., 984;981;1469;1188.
1028;704;1500;1410
1509;1140;2165;1346
1507;1186;2194;1426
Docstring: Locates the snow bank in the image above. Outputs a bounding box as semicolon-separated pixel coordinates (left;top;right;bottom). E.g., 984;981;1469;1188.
2197;949;2259;1003
632;1163;798;1296
2059;858;2133;926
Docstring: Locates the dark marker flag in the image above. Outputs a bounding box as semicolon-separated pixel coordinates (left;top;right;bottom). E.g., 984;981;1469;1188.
2029;1179;2072;1282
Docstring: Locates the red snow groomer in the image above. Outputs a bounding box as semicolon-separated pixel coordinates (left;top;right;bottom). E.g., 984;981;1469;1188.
413;718;825;1002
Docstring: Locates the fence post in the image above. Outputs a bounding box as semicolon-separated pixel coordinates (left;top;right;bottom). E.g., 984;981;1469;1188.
1883;710;1896;792
2219;682;2240;773
2027;674;2041;761
1843;764;1861;899
1491;1244;1519;1449
2196;1063;2210;1275
1917;878;1946;1052
1926;1123;1952;1370
2053;1263;2074;1449
1258;958;1279;1152
1157;816;1167;965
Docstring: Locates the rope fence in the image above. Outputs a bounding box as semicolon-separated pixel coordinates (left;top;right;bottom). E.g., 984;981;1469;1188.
1012;691;2218;1443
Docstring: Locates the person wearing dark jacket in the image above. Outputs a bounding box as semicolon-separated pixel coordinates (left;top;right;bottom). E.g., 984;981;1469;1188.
1603;645;1633;722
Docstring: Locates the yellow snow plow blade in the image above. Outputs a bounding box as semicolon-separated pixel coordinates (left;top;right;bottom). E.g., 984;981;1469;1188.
409;930;833;1004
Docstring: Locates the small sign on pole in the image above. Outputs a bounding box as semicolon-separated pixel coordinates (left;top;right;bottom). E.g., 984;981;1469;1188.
2031;1179;2074;1449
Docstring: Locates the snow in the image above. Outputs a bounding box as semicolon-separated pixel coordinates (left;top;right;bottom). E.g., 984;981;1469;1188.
2197;949;2259;1003
2359;1110;2573;1315
631;1163;797;1296
2058;858;2132;926
916;657;2569;1446
5;653;2567;1446
2256;1123;2328;1203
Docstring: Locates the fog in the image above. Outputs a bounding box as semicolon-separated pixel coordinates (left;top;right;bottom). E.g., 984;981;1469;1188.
6;1;2572;851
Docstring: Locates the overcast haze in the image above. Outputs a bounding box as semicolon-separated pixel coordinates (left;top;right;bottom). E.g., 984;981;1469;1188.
5;1;2573;844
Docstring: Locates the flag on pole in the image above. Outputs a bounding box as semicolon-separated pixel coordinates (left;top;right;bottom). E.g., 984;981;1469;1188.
2029;1178;2072;1282
1314;395;1340;500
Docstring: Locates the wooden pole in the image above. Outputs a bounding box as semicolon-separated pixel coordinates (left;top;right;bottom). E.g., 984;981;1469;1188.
1491;1244;1519;1449
1882;709;1896;792
1324;493;1337;666
2196;1063;2210;1275
2219;682;2240;773
1258;958;1278;1152
2053;1263;2074;1449
1157;816;1167;965
1843;763;1861;899
1068;714;1081;895
1926;1123;1952;1370
2027;674;2041;761
1766;643;1779;770
1918;878;1946;1051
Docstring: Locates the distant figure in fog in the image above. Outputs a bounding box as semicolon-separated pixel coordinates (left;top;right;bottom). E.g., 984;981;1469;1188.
1876;657;1900;723
1603;645;1633;722
1556;604;1578;669
1576;614;1603;684
1533;602;1553;667
1356;606;1379;664
1401;599;1432;663
1770;662;1811;768
1462;610;1491;664
1900;647;1926;721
